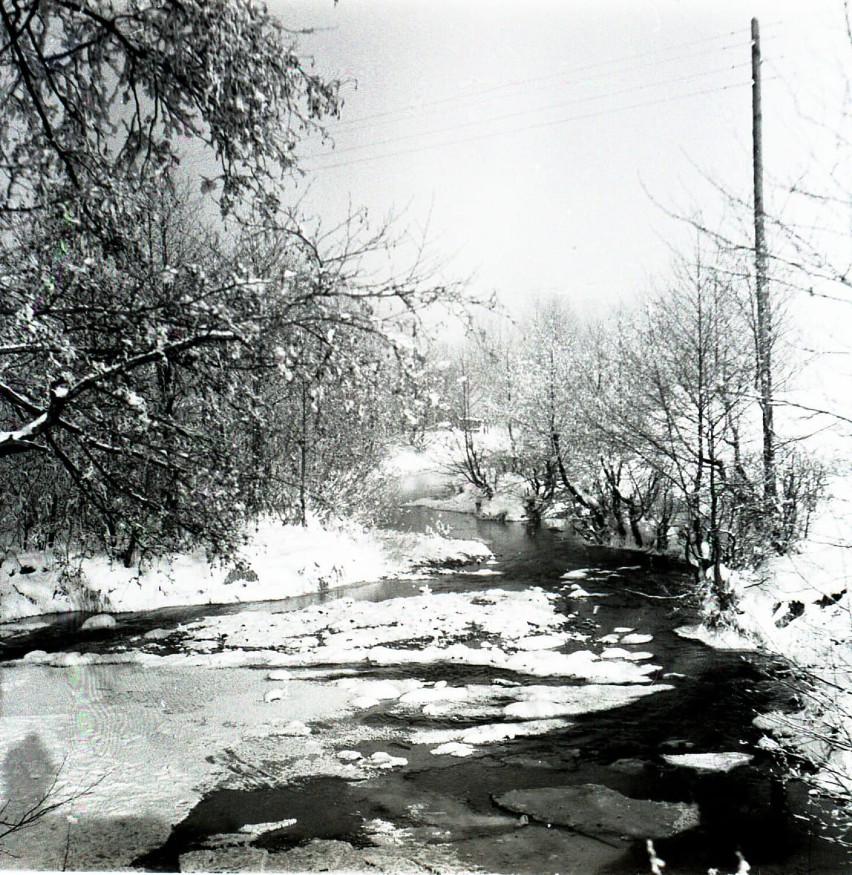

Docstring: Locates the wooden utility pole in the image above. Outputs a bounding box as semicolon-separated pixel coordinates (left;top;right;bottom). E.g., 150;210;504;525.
751;17;777;509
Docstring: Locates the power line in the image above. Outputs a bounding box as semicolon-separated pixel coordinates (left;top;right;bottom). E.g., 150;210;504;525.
329;28;760;133
303;79;764;174
315;60;755;162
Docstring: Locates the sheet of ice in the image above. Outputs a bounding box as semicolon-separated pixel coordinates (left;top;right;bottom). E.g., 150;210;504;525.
335;678;423;700
503;683;673;720
337;750;362;761
565;584;610;598
600;647;654;661
513;633;572;650
172;588;567;656
561;569;591;579
80;613;117;630
430;742;477;757
661;752;753;772
399;686;469;705
239;818;297;834
621;633;654;645
369;752;408;769
144;628;172;640
0;663;356;868
502;649;661;683
415;719;571;747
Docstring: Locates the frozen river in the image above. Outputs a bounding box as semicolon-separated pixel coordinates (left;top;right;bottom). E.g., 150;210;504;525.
0;508;847;873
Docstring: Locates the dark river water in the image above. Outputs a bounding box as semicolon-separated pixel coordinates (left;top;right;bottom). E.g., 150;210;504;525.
3;506;850;873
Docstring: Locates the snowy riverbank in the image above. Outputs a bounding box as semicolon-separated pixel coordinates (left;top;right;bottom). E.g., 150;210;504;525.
678;474;852;805
0;518;491;622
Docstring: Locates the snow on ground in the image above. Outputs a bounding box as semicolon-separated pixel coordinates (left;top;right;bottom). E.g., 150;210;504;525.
0;517;491;622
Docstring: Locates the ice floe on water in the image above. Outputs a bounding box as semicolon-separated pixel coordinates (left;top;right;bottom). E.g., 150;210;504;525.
335;678;424;700
239;818;297;835
621;632;654;645
495;785;699;840
175;587;572;653
561;569;591;579
337;749;363;761
502;683;673;720
18;587;606;675
600;647;654;661
369;751;408;769
598;629;655;647
430;741;477;757
513;632;573;650
79;612;118;630
662;752;754;772
563;582;610;598
10;584;679;821
415;718;572;749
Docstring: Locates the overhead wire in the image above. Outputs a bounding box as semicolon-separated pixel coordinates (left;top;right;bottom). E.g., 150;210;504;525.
304;78;770;174
315;59;757;161
328;26;771;133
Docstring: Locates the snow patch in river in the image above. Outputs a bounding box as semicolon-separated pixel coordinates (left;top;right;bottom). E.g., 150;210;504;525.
416;718;571;748
600;647;654;661
621;632;654;645
662;752;754;772
239;818;297;835
430;741;477;757
502;683;673;720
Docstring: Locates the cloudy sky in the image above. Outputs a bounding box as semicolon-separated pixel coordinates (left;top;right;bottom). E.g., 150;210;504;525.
268;0;849;318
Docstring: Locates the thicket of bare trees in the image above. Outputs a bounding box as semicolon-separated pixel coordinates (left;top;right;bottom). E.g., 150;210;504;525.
436;244;825;609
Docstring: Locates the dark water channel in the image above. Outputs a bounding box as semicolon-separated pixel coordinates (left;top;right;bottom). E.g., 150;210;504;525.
7;507;851;873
